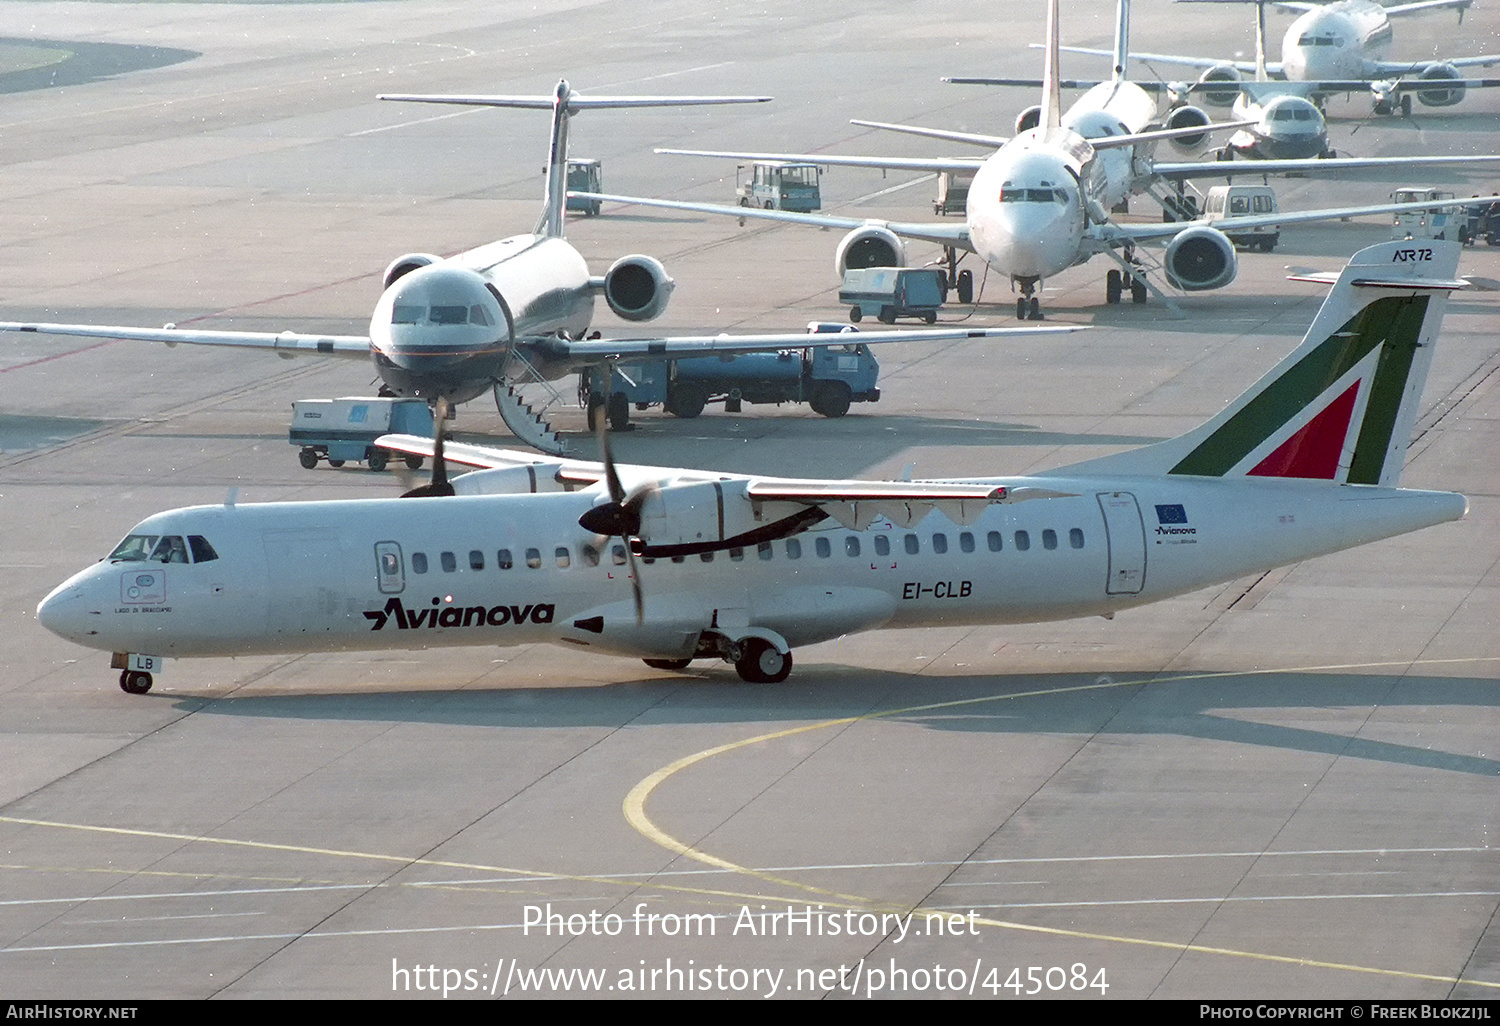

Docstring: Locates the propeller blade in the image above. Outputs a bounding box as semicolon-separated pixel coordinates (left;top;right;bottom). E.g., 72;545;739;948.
401;396;456;498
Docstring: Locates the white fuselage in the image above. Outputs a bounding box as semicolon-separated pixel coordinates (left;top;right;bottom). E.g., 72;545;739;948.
38;475;1464;669
966;81;1156;284
1280;1;1393;81
1229;91;1329;159
368;234;594;404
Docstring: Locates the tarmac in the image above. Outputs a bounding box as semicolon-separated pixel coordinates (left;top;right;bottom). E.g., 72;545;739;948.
0;0;1496;1000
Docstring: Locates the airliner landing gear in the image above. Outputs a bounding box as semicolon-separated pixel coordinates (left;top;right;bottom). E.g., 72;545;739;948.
643;657;692;671
1014;279;1043;321
119;670;153;694
734;638;792;683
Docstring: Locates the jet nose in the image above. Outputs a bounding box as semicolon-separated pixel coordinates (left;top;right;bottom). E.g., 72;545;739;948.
994;203;1078;278
37;579;95;643
370;264;508;372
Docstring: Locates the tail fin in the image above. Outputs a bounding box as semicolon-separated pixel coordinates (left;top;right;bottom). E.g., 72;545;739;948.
1111;0;1131;83
379;81;769;239
1253;0;1269;82
1040;0;1064;134
1051;241;1466;488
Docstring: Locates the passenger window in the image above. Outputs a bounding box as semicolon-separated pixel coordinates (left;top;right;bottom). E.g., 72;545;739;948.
1042;529;1057;551
555;547;570;569
1014;531;1030;551
729;547;744;561
904;535;920;555
188;536;218;563
1070;528;1085;549
525;548;541;569
758;542;774;561
786;539;802;559
845;536;860;557
959;532;974;554
700;551;714;562
581;545;600;567
874;535;890;556
987;531;1003;552
440;551;457;573
815;537;831;558
412;552;429;574
932;534;948;554
612;545;627;566
469;550;484;571
498;548;513;570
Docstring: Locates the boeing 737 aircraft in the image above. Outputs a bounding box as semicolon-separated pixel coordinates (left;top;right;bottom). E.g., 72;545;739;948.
575;1;1500;318
1069;0;1500;118
0;81;1041;454
37;240;1470;693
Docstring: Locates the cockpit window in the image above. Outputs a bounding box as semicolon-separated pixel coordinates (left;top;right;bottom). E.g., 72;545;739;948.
1000;187;1070;204
108;533;216;563
392;305;424;324
429;305;469;325
391;304;493;326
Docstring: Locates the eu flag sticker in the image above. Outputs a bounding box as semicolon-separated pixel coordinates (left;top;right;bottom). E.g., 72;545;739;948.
1155;503;1188;525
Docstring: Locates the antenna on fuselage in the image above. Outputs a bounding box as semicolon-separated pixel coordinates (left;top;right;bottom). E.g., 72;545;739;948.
377;82;771;241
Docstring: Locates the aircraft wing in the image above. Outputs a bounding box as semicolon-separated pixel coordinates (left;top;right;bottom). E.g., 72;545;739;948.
540;324;1080;372
1152;153;1500;179
1054;44;1279;77
0;321;371;358
570;191;975;250
849;119;1007;149
1109;192;1500;243
653;147;984;174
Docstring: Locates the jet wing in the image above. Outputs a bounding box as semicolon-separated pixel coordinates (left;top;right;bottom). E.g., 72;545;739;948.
0;321;371;358
570;190;974;250
849;119;1008;149
1109;193;1500;244
1299;75;1500;91
1054;45;1281;77
653;147;984;174
537;324;1079;372
1152;153;1500;179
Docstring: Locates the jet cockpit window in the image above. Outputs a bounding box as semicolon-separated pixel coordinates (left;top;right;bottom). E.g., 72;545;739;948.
188;536;219;563
392;305;494;326
1000;187;1070;204
429;305;469;326
150;536;190;563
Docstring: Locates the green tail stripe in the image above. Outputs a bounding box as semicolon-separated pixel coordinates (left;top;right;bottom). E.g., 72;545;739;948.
1170;295;1428;477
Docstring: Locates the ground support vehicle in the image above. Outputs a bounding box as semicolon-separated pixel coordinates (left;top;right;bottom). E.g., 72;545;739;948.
1203;185;1280;252
934;170;973;215
290;398;433;470
1459;199;1500;245
565;159;602;216
839;267;945;323
1391;187;1459;241
736;161;821;211
580;332;879;426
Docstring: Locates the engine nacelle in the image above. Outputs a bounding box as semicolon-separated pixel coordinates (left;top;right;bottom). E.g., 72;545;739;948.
1196;64;1242;108
1164;105;1213;153
834;226;906;277
603;254;674;322
382;253;442;290
1164;226;1238;292
1014;104;1042;135
1416;63;1465;107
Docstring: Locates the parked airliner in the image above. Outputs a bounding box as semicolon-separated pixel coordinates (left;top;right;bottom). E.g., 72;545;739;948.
0;81;1039;454
576;0;1499;318
37;240;1469;692
1071;0;1500;118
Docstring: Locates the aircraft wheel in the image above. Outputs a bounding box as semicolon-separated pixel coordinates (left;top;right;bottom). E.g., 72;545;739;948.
643;658;692;671
1106;269;1122;304
1027;297;1043;320
1131;277;1148;304
366;448;388;472
298;448;319;470
119;670;153;695
405;455;424;470
1016;297;1027;320
735;639;792;684
607;391;630;431
956;269;974;304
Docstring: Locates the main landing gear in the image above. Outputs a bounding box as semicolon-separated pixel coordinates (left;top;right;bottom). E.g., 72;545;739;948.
640;633;794;684
1106;268;1148;305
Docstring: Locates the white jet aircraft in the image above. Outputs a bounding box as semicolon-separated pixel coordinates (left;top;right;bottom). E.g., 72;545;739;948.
1071;0;1500;118
0;81;1045;454
38;240;1470;693
573;1;1500;319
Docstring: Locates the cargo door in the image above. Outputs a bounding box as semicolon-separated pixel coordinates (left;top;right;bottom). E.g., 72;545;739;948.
263;529;346;635
1096;492;1146;595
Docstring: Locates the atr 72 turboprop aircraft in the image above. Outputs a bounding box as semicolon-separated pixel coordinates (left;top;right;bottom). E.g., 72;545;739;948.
575;1;1500;319
38;240;1469;693
0;81;1042;455
1072;0;1500;118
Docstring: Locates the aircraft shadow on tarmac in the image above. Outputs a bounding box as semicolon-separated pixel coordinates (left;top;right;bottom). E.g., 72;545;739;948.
168;668;1500;779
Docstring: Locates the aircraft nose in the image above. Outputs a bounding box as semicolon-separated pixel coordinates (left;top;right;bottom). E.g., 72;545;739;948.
994;204;1077;277
370;265;508;372
37;579;96;643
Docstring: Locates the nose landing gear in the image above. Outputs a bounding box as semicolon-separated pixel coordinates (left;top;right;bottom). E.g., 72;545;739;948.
1013;278;1044;320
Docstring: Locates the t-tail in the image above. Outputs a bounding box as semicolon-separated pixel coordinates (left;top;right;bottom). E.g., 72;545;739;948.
378;80;770;239
1051;240;1468;487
